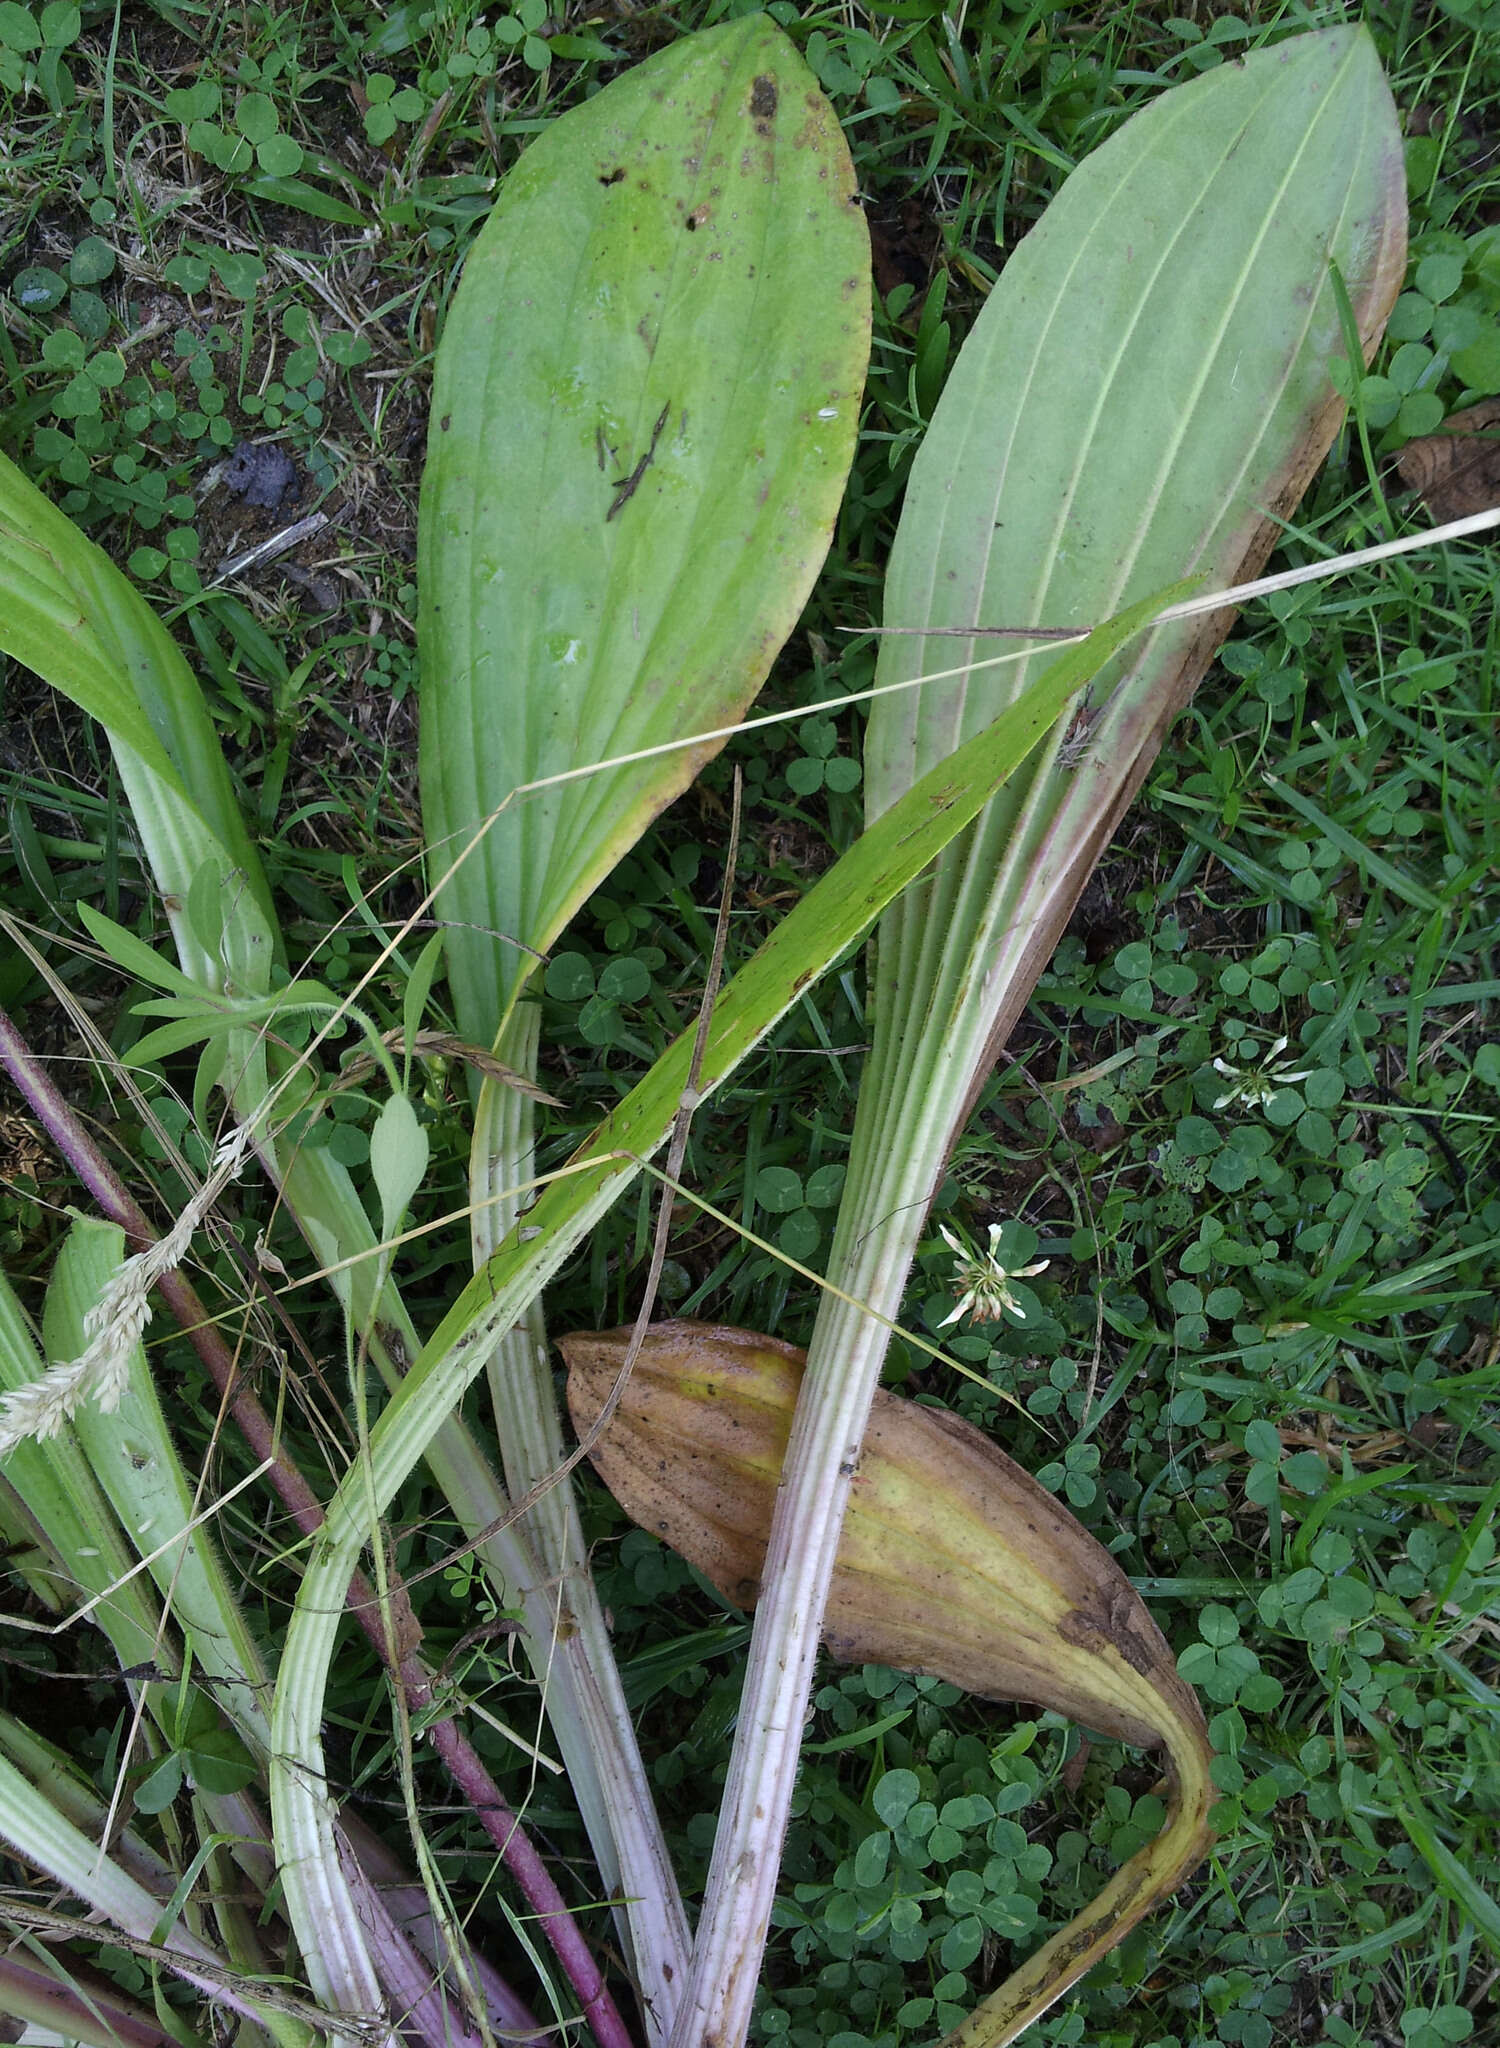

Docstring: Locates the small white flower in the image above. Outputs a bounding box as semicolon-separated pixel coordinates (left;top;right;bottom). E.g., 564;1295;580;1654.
1211;1034;1313;1111
937;1222;1049;1328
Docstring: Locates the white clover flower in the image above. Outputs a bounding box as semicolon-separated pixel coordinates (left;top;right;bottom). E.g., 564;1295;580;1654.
937;1222;1049;1328
1211;1034;1313;1111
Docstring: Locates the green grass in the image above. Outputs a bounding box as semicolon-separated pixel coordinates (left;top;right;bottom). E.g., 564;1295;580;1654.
2;3;1499;2047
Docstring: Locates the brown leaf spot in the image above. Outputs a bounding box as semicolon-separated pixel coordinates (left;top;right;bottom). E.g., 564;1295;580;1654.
750;75;777;120
1058;1586;1158;1678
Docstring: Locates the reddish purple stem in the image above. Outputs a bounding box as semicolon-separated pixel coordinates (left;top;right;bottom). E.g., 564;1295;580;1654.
0;1005;637;2048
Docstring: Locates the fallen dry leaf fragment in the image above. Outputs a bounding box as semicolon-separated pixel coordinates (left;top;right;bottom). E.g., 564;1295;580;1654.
1395;397;1500;522
563;1319;1215;2044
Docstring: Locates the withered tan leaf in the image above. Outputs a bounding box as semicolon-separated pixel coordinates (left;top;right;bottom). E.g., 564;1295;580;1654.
563;1320;1215;2039
1395;398;1500;523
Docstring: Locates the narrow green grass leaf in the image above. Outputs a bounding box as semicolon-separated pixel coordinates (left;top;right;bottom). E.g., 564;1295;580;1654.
403;932;447;1070
75;903;213;1001
1366;1742;1500;1960
124;982;365;1068
241;175;367;224
801;1709;911;1756
620;1625;753;1711
1367;979;1500;1011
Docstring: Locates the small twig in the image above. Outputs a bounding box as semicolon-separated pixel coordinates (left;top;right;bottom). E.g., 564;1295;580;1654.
0;1944;172;2048
0;1899;380;2042
335;1028;564;1107
476;95;505;178
855;622;1081;641
406;88;456;184
213;511;329;584
613;765;744;1345
605;402;670;521
849;502;1500;639
555;767;744;1475
1012;1063;1107;1429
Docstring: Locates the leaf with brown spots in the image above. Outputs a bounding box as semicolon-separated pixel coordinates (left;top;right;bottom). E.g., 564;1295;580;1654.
420;16;870;1055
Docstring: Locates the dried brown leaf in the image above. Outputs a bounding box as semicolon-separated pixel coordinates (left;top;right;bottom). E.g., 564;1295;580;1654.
1395;398;1500;523
563;1320;1215;2035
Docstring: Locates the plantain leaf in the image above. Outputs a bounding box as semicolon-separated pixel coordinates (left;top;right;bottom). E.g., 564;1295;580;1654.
864;27;1407;1111
564;1322;1211;1760
418;29;870;2002
419;13;870;1052
674;33;1406;2048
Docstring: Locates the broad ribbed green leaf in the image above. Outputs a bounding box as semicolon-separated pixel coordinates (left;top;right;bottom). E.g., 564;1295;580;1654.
419;14;870;1050
672;33;1406;2048
866;29;1405;1044
424;40;871;1959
